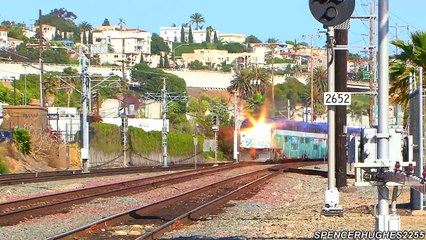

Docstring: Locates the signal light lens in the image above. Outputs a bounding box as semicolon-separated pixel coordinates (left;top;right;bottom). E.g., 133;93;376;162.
395;161;401;170
407;163;414;173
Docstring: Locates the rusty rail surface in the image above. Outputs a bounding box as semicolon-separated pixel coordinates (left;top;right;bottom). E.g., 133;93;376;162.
0;163;230;186
0;163;244;226
50;168;277;240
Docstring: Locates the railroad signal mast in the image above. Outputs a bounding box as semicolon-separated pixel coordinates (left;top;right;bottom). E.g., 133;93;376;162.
212;115;219;162
309;0;355;217
310;0;426;234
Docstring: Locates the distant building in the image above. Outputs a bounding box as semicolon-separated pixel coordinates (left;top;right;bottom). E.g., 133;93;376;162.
0;29;8;48
7;37;23;49
218;33;246;44
92;28;151;66
32;24;56;41
160;26;216;44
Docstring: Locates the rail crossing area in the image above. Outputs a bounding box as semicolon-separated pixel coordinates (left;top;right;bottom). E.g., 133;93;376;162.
0;159;424;239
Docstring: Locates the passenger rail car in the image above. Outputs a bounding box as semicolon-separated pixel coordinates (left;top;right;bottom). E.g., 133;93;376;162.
240;118;362;162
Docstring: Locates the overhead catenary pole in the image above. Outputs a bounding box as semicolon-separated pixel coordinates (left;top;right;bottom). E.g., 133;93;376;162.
233;91;239;162
161;77;168;167
376;0;393;232
335;28;348;189
80;46;90;172
38;9;44;108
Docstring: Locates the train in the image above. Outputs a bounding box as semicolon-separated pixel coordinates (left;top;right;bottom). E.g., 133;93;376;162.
239;118;360;162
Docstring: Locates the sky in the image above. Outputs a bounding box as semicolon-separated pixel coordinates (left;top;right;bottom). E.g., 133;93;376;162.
1;0;424;55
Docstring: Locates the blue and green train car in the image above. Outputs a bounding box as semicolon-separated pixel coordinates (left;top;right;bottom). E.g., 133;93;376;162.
240;118;329;161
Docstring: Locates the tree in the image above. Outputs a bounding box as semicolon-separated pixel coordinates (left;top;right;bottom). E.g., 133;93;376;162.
164;54;170;68
130;63;186;94
1;22;27;41
62;67;79;107
180;25;186;43
88;31;93;44
205;26;213;43
79;21;92;44
43;72;61;107
190;13;205;30
102;18;110;26
390;31;426;109
224;43;246;53
306;66;328;116
49;8;77;21
188;26;194;43
159;55;164;68
151;33;170;55
118;18;126;31
245;35;262;44
213;31;219;43
230;68;270;100
267;38;279;43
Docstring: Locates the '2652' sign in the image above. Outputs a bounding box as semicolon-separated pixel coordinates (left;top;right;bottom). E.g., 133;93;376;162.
323;92;351;106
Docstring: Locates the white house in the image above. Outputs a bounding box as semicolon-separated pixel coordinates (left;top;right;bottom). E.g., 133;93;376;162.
32;24;56;41
0;29;8;48
92;28;152;66
160;26;216;44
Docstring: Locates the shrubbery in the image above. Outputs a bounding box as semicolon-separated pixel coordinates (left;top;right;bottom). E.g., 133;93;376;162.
90;123;204;157
13;128;31;155
0;156;8;174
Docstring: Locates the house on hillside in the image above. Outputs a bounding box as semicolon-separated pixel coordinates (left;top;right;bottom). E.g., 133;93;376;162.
92;28;151;67
218;33;246;44
160;26;216;44
7;37;23;49
32;24;56;41
0;29;7;48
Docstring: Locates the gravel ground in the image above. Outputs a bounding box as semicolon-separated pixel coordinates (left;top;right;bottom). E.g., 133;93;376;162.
163;172;426;239
0;169;192;203
0;164;269;240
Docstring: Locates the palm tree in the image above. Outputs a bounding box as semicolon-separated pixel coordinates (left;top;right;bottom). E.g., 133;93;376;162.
230;69;270;100
189;13;205;30
390;31;426;109
62;67;79;107
306;66;328;117
43;72;61;107
79;21;92;44
118;18;126;31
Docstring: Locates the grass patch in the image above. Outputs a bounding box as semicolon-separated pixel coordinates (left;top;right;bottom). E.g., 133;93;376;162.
0;156;8;174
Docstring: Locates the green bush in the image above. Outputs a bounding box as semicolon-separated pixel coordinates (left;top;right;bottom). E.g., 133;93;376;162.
90;123;122;153
129;127;204;157
202;151;225;161
0;157;8;174
13;128;31;155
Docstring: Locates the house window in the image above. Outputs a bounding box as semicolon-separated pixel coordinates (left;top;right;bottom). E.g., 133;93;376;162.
114;55;119;58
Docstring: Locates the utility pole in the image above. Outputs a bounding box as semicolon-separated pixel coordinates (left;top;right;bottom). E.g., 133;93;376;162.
390;23;409;126
335;28;348;189
161;77;168;167
368;1;376;126
303;33;322;121
390;23;410;55
38;9;44;108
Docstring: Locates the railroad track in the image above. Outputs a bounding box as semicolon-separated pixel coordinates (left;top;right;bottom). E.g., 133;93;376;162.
0;163;228;186
0;163;245;226
50;168;278;240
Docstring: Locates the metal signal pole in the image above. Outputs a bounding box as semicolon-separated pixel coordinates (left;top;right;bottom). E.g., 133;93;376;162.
335;28;348;188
